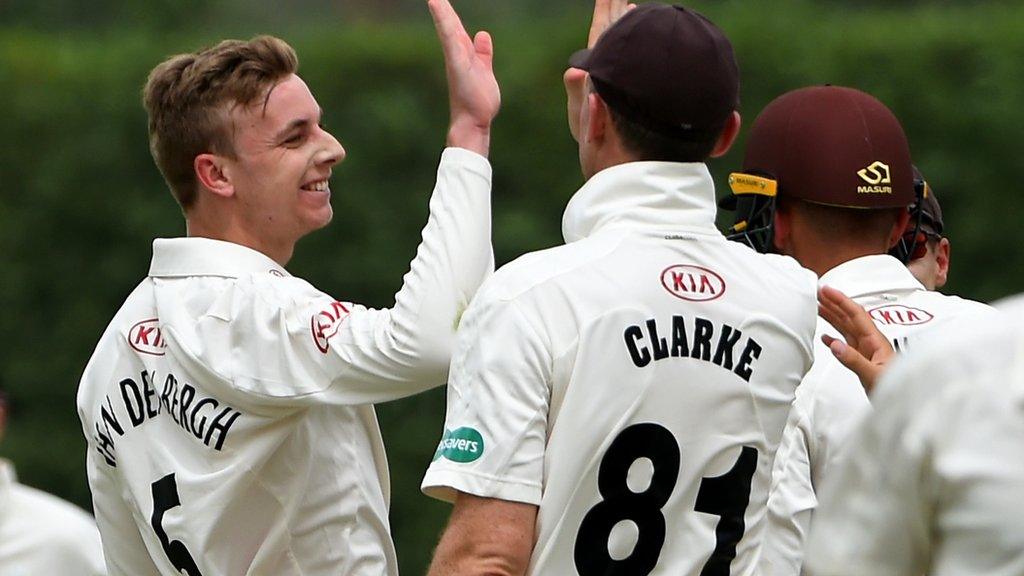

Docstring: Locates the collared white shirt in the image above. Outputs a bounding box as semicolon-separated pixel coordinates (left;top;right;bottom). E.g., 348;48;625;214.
422;161;818;575
805;295;1024;576
762;255;995;575
77;148;492;576
0;459;107;576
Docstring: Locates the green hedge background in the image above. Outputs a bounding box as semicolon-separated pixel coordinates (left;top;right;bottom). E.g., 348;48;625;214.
1;0;1022;572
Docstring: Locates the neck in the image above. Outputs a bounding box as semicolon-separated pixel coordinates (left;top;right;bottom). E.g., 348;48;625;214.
185;211;294;267
796;244;888;277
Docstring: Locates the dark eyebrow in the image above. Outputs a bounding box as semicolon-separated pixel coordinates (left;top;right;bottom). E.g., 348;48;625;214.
273;107;324;142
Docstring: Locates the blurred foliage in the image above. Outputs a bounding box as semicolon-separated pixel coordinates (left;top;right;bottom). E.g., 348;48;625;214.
0;0;1022;573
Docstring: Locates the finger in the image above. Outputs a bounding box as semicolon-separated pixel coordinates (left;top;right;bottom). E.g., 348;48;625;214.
611;0;629;19
563;67;587;85
473;31;493;70
588;0;612;46
830;289;882;345
818;286;874;341
824;336;883;395
428;0;470;52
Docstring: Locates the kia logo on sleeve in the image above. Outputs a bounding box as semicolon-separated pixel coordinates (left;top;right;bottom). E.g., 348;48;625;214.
661;265;726;302
311;301;351;353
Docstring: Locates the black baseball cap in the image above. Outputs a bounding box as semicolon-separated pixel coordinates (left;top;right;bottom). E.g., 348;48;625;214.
734;86;914;209
568;3;739;140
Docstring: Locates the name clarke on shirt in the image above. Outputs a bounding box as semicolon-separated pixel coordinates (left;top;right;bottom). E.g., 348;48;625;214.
91;369;243;468
623;315;763;381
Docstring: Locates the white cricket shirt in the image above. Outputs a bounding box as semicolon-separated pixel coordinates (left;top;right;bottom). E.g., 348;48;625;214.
77;148;492;576
805;295;1024;576
422;161;819;576
0;459;107;576
762;255;995;575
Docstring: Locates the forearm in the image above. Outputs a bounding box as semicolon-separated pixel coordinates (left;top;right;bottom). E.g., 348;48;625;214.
428;494;537;576
383;148;494;387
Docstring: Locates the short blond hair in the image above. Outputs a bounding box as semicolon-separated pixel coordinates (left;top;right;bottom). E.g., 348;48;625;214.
143;36;298;209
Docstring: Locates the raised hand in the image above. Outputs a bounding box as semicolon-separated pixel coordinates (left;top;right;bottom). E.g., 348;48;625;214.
564;0;635;142
428;0;501;157
817;286;896;396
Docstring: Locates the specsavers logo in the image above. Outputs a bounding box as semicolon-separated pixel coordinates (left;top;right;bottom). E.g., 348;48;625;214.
856;161;893;194
433;427;485;463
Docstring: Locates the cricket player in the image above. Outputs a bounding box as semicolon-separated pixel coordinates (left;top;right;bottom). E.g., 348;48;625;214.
420;3;820;574
76;1;498;574
802;286;1023;576
720;86;994;575
0;387;107;575
893;167;950;291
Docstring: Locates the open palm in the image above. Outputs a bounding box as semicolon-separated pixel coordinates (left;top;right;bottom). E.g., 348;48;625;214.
429;0;501;135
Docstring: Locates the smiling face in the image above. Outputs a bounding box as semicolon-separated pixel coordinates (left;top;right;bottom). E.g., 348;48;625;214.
220;74;345;256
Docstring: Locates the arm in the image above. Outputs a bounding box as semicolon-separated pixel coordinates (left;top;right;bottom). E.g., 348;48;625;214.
427;493;538;576
803;380;932;576
761;404;817;576
84;448;162;576
171;0;500;408
564;0;634;141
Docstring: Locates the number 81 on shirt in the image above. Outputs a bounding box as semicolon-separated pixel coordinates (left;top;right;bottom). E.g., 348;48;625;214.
573;423;758;576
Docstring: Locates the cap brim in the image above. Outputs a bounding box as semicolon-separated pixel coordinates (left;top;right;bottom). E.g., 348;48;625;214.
568;48;592;70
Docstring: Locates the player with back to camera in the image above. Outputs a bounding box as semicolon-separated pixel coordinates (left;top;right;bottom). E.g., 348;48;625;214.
892;166;950;291
719;85;995;575
420;2;820;574
76;1;499;574
792;282;1024;576
0;386;107;575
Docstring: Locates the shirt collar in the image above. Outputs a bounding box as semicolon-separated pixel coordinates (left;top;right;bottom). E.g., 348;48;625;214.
561;161;721;243
149;238;291;278
818;254;925;297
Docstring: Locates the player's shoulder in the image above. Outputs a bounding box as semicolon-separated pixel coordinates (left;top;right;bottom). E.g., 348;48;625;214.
878;294;1022;401
870;296;1024;441
914;289;995;318
717;246;819;315
475;234;623;305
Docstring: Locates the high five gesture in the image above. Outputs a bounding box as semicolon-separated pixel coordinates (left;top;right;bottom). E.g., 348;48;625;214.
428;0;501;156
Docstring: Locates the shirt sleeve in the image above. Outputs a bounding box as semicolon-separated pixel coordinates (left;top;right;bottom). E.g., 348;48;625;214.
802;378;933;576
166;147;494;408
85;448;162;576
420;288;553;506
762;399;817;576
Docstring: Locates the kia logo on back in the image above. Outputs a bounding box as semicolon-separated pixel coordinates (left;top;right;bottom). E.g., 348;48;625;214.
128;319;167;356
869;305;934;326
661;265;726;302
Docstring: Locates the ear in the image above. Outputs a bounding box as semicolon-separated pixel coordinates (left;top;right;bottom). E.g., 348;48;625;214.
934;237;950;288
585;92;609;144
194;154;235;200
709;111;742;158
887;209;912;249
772;201;792;254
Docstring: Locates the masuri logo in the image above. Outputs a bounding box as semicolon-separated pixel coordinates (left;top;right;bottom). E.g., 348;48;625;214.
433;427;485;463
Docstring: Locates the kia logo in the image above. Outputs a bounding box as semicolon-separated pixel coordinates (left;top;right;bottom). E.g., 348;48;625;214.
311;301;351;354
868;305;934;326
661;265;726;302
128;319;167;356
